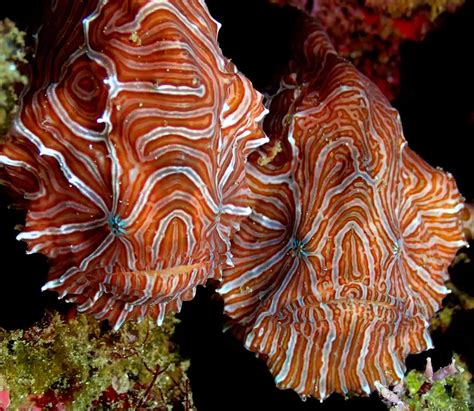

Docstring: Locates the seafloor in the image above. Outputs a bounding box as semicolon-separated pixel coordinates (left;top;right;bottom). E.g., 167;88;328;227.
0;0;473;410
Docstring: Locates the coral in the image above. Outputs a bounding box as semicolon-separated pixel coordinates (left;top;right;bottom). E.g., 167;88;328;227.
365;0;464;19
268;0;464;100
0;390;9;409
377;355;472;410
0;311;194;409
271;0;463;18
0;19;27;136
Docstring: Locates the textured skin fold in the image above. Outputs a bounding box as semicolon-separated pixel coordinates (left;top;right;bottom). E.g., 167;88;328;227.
218;18;466;399
0;0;267;328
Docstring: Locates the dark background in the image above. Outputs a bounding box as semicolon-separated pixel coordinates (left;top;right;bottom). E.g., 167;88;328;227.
1;1;473;410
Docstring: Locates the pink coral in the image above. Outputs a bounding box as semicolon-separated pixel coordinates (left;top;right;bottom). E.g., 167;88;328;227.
0;390;10;410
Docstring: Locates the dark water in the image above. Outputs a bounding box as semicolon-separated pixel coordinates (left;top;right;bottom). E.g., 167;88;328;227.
1;1;473;410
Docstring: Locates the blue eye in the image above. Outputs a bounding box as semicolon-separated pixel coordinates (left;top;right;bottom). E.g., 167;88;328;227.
107;214;127;236
292;238;308;257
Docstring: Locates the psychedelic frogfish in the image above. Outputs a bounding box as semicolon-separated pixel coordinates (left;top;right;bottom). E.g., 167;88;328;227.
218;18;467;399
0;0;267;329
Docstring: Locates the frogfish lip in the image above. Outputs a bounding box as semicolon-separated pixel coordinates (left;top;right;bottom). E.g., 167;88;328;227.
46;258;213;322
255;282;420;325
243;283;432;398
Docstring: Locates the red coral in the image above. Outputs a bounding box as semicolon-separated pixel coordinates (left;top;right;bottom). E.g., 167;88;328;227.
30;390;68;410
269;0;462;100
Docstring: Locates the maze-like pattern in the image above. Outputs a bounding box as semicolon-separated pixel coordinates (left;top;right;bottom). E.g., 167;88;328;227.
218;19;466;399
0;0;267;328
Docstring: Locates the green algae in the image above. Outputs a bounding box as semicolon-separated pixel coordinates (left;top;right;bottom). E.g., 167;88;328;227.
0;311;194;409
0;18;27;136
399;355;472;411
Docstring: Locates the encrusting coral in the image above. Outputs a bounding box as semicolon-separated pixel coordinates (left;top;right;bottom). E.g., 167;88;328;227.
376;355;472;410
0;19;27;136
364;0;464;18
0;311;194;410
268;0;465;100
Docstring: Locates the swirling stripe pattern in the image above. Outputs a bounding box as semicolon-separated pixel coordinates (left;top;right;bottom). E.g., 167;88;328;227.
0;0;267;328
218;19;466;399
